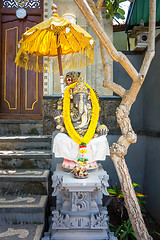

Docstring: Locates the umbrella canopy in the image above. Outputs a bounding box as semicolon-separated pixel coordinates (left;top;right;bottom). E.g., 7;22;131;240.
15;10;95;73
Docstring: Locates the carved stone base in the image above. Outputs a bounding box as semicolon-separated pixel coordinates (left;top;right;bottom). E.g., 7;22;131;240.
42;164;117;240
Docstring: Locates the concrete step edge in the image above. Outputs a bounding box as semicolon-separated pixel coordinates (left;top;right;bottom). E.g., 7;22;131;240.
0;224;44;239
0;150;52;159
0;169;50;182
0;135;52;142
0;195;47;212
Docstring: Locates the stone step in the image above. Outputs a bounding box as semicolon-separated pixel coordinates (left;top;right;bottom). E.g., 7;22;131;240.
0;119;43;136
0;169;50;195
0;195;48;224
0;150;52;169
0;135;52;150
0;224;44;240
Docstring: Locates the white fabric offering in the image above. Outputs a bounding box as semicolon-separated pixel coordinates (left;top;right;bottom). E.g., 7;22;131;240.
53;133;110;163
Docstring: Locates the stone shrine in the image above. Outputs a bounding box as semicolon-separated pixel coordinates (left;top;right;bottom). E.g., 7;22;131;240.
42;164;117;240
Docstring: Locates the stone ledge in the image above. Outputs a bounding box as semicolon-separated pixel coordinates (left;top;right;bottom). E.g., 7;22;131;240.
0;169;50;182
0;224;44;239
0;195;47;212
50;229;113;240
0;120;43;124
0;135;52;142
0;150;52;159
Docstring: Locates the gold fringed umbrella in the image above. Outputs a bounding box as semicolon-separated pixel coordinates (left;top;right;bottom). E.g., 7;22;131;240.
15;4;95;96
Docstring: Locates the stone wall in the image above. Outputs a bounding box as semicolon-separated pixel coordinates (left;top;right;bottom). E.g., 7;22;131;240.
43;96;121;135
143;36;160;224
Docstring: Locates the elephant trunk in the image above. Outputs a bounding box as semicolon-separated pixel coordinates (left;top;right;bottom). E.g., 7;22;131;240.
71;97;84;123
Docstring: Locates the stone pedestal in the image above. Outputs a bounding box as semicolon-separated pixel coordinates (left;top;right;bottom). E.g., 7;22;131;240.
45;164;116;240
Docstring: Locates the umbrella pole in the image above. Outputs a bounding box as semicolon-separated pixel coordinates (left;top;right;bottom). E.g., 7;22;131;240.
57;45;64;98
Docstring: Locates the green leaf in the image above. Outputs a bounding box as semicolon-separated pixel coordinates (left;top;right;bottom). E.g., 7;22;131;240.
115;183;121;194
107;189;117;195
114;12;122;19
106;1;114;16
113;0;119;11
137;198;142;210
119;0;128;3
115;225;123;236
116;8;125;19
155;232;160;236
132;182;141;189
139;198;147;205
105;12;110;20
109;223;116;228
120;231;127;239
117;8;125;15
127;220;131;231
131;232;136;238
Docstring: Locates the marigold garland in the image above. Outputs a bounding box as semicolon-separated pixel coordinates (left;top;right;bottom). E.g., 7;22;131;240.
63;82;100;145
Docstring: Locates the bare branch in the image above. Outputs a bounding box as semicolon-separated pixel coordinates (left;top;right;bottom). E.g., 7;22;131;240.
74;0;139;81
103;80;126;97
97;0;104;11
139;0;156;79
88;0;97;12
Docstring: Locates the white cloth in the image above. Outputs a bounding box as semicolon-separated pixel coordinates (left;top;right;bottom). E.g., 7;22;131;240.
52;133;110;163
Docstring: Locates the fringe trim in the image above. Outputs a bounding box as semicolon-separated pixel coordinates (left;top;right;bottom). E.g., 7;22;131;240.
15;47;94;72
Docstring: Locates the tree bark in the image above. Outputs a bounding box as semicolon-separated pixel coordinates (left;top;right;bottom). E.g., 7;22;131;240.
74;0;156;239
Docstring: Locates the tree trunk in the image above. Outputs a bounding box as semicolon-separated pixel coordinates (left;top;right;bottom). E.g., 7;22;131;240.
74;0;156;239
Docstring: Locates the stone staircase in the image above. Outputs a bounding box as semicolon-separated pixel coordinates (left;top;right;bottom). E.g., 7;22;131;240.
0;136;52;240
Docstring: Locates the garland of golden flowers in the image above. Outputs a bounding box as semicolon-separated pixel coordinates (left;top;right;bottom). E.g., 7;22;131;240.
63;82;100;145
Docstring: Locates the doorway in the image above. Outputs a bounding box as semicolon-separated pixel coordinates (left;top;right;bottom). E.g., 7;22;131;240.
0;1;43;120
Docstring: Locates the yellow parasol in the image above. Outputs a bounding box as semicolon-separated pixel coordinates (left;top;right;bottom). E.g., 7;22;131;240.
15;4;95;96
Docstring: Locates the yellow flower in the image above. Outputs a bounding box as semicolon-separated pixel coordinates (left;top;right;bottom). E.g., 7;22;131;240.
63;82;100;144
79;149;87;154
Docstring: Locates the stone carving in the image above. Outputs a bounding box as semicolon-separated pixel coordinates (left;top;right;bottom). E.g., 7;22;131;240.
98;174;109;196
53;72;110;171
52;211;69;229
91;190;103;206
52;175;63;196
0;228;29;238
69;217;90;229
0;197;35;204
71;192;90;211
91;211;109;229
3;0;40;8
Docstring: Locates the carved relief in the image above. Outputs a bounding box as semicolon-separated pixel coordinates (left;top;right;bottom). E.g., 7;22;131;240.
71;192;90;211
3;0;40;8
52;211;69;229
52;211;110;230
70;217;90;229
98;175;109;196
52;175;63;196
91;211;109;229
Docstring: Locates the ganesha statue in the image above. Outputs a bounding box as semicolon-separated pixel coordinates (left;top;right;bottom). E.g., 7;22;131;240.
53;72;110;171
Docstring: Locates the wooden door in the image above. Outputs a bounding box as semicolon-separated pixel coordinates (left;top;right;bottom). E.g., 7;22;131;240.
0;1;43;120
